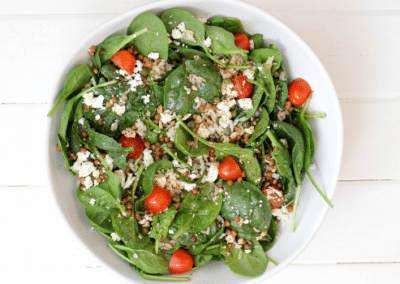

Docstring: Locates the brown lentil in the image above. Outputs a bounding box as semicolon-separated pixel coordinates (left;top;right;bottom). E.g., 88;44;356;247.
105;101;112;108
225;220;231;227
82;131;88;137
191;236;197;242
56;145;61;151
79;177;85;183
80;184;85;190
230;230;237;237
126;209;133;216
228;243;235;249
125;201;132;209
227;180;234;186
234;216;241;223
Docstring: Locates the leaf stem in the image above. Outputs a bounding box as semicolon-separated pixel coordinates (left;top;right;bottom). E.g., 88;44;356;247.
131;163;145;199
204;49;227;67
107;243;135;265
267;256;277;266
47;80;117;117
306;169;334;208
143;118;167;135
290;185;302;232
139;271;190;282
163;147;193;171
304;113;327;119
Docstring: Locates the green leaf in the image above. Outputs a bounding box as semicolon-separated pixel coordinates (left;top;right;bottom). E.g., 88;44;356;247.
205;25;248;60
172;183;222;239
163;64;193;115
249;48;282;73
48;64;94;117
86;125;132;169
221;181;272;239
246;107;270;145
174;126;208;157
161;8;205;47
207;17;248;35
177;118;262;185
149;205;177;253
127;12;169;60
222;240;268;277
142;160;174;197
249;34;263;49
93;28;147;68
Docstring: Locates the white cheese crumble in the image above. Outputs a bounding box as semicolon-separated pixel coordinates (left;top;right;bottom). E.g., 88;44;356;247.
111;104;126;116
249;39;254;50
83;93;105;109
89;198;96;206
148;52;159;60
272;205;290;224
110;233;121;241
143;149;154;168
160;110;176;124
111;121;118;131
105;154;114;170
171;29;182;39
141;94;150;104
204;36;212;47
238;98;253;110
202;162;220;183
78;118;85;125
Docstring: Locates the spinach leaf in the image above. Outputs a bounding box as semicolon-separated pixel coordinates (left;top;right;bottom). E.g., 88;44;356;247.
85;124;132;169
170;221;218;247
57;134;75;175
111;209;149;249
92;28;147;69
110;243;170;275
259;219;277;252
189;223;225;255
207;17;248;35
177;118;262;185
163;64;193;115
127;12;169;60
266;130;296;203
271;121;305;151
161;8;205;47
48;64;94;117
174;126;208;157
275;79;289;108
257;64;276;113
160;8;230;67
205;25;248;61
172;183;222;239
221;181;272;239
149;205;176;253
246;107;269;145
249;34;263;49
222;240;268;277
142;160;174;197
99;64;119;81
77;170;126;232
249;48;282;73
170;44;208;60
194;254;213;268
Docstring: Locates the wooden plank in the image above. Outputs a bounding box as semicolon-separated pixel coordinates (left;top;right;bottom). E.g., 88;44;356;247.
0;11;399;103
271;11;400;100
1;0;400;15
338;99;400;180
0;99;399;186
294;180;400;264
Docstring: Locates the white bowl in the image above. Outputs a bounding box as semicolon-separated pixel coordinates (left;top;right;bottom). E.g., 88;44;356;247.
46;0;343;283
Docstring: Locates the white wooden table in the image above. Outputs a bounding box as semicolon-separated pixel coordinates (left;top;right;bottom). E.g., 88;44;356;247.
1;0;399;283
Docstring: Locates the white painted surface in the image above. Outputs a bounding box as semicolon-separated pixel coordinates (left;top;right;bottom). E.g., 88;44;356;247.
1;0;399;283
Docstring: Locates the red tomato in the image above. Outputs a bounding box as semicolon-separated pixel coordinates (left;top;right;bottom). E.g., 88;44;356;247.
218;156;242;181
144;186;172;215
119;136;144;160
110;50;136;74
234;33;251;50
262;185;284;209
288;78;312;106
169;249;193;274
232;75;253;99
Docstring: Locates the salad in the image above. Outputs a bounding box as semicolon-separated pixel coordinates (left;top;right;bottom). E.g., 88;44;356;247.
48;8;332;281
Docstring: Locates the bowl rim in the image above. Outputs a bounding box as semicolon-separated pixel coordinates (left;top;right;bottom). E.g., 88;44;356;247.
46;0;343;282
